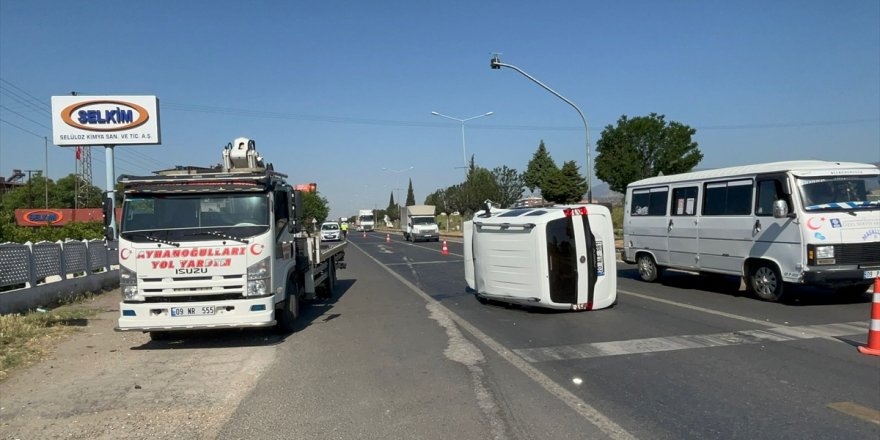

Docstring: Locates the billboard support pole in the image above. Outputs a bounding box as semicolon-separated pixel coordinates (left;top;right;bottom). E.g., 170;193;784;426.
105;145;117;239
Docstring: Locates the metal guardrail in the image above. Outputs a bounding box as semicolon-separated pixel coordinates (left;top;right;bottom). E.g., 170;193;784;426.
0;240;119;314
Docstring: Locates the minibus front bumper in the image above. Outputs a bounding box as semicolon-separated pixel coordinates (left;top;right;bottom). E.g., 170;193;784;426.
802;266;880;287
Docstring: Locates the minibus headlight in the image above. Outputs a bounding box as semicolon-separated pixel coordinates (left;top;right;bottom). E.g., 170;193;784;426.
815;246;835;259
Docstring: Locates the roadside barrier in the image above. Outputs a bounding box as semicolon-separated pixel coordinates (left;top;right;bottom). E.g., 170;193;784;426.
857;278;880;356
442;240;449;255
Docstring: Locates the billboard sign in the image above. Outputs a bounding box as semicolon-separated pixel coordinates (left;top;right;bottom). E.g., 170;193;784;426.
51;95;161;146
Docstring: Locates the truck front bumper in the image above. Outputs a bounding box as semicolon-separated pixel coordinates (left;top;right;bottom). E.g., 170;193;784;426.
116;296;276;332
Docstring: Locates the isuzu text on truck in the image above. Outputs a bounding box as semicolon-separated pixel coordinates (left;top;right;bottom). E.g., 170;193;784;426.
115;138;345;339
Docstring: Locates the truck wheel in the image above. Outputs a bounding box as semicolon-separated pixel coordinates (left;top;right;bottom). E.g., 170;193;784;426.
276;281;300;333
749;263;784;302
637;254;661;282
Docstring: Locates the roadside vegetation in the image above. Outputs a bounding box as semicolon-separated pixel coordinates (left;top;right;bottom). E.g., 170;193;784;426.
0;293;101;381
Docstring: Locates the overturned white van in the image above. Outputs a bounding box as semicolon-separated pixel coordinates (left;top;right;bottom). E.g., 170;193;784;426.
623;160;880;301
464;204;617;311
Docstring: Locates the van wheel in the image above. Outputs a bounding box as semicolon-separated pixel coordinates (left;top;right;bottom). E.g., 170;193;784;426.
637;254;661;282
276;281;300;333
750;263;784;302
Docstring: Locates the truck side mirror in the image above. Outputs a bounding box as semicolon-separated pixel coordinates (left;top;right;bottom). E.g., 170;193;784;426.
293;190;304;232
287;192;296;233
102;196;115;240
772;199;789;218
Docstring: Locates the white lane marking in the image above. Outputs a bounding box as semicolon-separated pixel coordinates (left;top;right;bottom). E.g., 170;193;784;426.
385;259;463;266
618;288;778;327
514;321;868;363
350;241;637;440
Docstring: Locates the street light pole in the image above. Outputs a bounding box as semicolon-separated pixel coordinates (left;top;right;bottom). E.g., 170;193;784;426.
431;111;494;178
490;54;593;202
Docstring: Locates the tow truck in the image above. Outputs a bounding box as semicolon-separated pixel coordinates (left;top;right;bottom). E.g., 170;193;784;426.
114;137;345;338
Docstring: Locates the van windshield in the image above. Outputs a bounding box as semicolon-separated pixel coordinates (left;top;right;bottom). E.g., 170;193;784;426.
412;217;436;225
797;175;880;211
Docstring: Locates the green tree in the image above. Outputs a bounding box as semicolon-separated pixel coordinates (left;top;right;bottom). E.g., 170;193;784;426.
424;188;447;214
405;178;416;206
302;191;330;228
541;160;587;204
595;113;702;193
385;191;399;221
522;141;557;194
463;159;499;214
491;165;524;208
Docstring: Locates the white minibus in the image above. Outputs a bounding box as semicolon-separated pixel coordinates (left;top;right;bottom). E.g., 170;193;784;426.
623;160;880;301
465;204;617;311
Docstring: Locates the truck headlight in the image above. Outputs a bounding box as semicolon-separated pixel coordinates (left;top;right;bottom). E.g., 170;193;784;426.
246;257;271;297
120;266;142;301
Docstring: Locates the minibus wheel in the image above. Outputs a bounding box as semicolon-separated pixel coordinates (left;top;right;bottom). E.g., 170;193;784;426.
749;263;784;302
637;254;661;282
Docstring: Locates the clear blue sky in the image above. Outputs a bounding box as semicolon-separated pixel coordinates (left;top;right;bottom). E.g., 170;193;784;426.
1;0;878;219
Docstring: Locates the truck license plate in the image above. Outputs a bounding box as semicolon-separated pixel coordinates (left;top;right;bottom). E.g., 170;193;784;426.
864;270;880;279
171;306;215;317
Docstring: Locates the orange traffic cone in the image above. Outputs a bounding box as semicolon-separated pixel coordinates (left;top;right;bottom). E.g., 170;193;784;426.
857;278;880;356
441;240;449;255
386;233;391;243
362;230;366;238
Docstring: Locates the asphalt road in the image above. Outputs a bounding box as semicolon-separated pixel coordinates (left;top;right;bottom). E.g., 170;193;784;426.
328;231;880;440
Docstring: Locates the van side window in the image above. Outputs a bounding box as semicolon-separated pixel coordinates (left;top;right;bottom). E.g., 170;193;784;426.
703;180;753;216
631;187;668;216
671;187;698;216
755;180;787;216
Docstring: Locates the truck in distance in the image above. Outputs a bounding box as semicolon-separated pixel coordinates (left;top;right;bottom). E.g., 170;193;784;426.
356;209;374;232
401;205;439;242
115;137;346;339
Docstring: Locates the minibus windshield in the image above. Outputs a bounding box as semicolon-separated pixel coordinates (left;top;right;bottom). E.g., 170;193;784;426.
797;174;880;211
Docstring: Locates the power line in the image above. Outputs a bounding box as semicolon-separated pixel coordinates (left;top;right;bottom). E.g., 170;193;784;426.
0;104;51;130
0;79;52;112
0;117;45;138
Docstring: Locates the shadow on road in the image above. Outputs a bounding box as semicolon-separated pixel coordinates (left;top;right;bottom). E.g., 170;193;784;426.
618;266;872;306
130;278;357;350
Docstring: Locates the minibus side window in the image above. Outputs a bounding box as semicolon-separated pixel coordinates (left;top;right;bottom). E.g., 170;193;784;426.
671;187;698;216
756;180;788;216
703;180;753;215
631;187;668;216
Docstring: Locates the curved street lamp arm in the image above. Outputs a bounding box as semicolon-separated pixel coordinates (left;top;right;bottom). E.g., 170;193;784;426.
491;59;592;201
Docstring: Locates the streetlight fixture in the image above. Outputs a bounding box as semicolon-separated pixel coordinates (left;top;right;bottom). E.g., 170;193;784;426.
490;54;593;202
431;111;494;177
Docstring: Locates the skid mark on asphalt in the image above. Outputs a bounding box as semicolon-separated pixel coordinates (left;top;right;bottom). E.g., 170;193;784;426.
514;321;868;362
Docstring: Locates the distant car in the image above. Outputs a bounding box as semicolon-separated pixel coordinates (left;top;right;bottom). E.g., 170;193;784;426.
320;222;342;241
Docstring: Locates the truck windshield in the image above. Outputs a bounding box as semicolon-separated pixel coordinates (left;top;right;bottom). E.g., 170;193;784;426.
797;175;880;211
360;215;374;222
121;194;269;239
412;217;435;225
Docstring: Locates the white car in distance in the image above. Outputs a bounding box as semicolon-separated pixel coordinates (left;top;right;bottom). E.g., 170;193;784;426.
320;222;342;241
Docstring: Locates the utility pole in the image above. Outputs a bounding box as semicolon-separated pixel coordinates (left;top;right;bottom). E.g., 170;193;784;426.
24;169;40;208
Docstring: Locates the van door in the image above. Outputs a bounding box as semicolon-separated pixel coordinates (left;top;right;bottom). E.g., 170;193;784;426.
752;174;801;280
545;216;579;304
699;179;755;274
667;185;700;269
